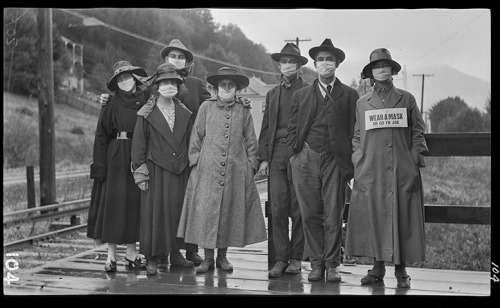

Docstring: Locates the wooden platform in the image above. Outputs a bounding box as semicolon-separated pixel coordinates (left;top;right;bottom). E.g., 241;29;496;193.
3;239;491;296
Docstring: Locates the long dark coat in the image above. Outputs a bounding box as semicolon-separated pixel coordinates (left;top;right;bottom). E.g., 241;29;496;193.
345;85;428;263
177;97;267;249
87;89;149;244
286;78;359;182
130;96;193;259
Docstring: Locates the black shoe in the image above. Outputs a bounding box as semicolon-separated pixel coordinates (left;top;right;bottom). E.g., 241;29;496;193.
105;260;117;272
308;266;325;281
125;255;147;268
196;258;215;274
186;251;203;266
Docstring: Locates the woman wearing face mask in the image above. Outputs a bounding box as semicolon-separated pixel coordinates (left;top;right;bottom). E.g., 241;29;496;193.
131;63;195;275
345;48;428;289
88;61;149;272
177;67;267;274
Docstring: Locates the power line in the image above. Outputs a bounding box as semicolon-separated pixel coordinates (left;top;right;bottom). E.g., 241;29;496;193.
59;9;280;76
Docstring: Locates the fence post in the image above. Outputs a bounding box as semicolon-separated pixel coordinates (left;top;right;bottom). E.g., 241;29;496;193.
26;166;36;210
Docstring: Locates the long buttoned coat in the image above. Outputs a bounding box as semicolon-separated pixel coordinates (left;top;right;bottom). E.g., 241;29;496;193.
177;97;267;249
258;76;309;162
131;96;194;258
286;78;359;181
344;85;428;263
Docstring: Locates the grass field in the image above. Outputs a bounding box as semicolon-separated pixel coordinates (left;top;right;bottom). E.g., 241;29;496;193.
2;91;491;272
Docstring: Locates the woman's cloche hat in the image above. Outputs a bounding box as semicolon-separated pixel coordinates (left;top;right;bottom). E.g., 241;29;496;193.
149;62;184;85
206;67;250;90
309;38;346;64
107;60;148;91
271;42;308;65
361;48;401;79
160;39;194;63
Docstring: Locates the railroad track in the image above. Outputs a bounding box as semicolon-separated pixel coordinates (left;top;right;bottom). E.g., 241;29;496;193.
3;169;90;186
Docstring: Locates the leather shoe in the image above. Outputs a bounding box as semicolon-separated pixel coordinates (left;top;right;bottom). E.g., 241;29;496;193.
104;260;117;272
326;267;342;282
308;266;325;281
125;254;147;268
170;250;194;268
361;268;386;285
269;260;288;278
196;258;215;274
284;259;301;274
216;255;233;271
186;251;203;266
395;270;411;288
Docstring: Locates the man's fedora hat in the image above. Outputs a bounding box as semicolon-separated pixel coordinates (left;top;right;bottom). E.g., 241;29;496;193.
361;48;401;79
107;60;147;91
271;42;308;65
309;38;345;64
149;63;184;85
160;39;194;63
206;67;250;90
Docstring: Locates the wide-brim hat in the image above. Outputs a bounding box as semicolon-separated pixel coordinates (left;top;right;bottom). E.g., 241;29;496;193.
271;42;308;65
160;39;194;63
309;38;345;64
147;63;184;85
107;60;148;91
361;48;401;79
206;67;250;89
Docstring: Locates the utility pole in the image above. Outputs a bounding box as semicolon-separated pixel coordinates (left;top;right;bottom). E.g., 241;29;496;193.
413;73;434;115
37;8;57;209
285;37;311;47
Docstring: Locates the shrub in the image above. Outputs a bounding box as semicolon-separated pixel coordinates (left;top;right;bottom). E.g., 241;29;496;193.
3;113;38;168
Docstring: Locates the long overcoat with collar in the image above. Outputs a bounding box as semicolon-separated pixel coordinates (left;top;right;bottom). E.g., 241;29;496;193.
130;95;194;259
344;85;428;264
258;76;310;163
177;97;267;249
286;78;359;182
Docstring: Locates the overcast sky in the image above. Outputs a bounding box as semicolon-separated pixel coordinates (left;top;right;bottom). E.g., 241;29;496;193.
210;8;491;84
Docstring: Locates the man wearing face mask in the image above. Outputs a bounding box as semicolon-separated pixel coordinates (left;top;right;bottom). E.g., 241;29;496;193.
258;43;309;278
345;48;428;289
287;39;359;282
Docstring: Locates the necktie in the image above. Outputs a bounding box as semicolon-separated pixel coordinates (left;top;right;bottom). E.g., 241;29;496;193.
325;85;332;101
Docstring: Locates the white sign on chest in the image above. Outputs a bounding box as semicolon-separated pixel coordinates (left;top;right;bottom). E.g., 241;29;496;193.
365;108;408;130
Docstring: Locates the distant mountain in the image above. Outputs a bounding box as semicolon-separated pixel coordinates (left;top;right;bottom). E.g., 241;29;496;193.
393;64;490;113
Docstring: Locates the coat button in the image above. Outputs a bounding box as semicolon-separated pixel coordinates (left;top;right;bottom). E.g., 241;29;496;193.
225;124;229;128
222;153;226;157
173;153;176;156
387;142;392;147
226;115;230;119
221;172;225;176
220;182;224;186
224;134;228;138
388;167;393;171
226;107;230;111
221;162;225;166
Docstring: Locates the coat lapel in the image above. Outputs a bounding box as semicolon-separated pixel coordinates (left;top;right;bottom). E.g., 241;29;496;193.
147;105;181;153
173;101;191;144
385;86;403;108
301;82;318;138
367;88;387;109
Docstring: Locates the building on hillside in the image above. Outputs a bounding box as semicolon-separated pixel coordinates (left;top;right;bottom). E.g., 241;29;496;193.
238;75;277;136
60;36;84;94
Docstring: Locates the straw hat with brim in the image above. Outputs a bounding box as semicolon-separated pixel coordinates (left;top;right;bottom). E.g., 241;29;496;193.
271;42;308;65
361;48;401;79
107;61;148;91
308;38;346;64
206;67;249;90
160;39;194;63
148;63;184;85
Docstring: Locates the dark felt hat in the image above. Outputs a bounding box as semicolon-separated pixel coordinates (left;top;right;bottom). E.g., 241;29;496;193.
148;63;184;85
206;67;250;90
271;42;308;65
361;48;401;79
107;60;147;91
308;38;346;64
160;39;194;63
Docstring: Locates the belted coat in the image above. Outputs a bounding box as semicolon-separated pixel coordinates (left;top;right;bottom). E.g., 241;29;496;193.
177;97;267;249
345;85;428;263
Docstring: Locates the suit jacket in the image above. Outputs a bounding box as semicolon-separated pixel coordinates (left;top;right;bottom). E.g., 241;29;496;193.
287;78;359;181
258;76;310;163
176;75;212;119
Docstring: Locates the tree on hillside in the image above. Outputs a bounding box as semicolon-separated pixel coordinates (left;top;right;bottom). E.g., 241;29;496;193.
483;93;491;131
428;96;468;132
437;106;485;132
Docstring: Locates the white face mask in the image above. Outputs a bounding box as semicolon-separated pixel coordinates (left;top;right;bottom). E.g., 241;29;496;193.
158;84;178;98
168;58;186;70
372;67;392;81
218;87;236;102
316;61;337;78
280;63;298;78
117;77;136;92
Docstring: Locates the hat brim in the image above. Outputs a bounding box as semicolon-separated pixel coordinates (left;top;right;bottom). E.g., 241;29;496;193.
361;59;401;79
160;46;194;63
309;47;346;64
206;74;250;90
152;75;183;85
271;53;308;65
107;68;148;91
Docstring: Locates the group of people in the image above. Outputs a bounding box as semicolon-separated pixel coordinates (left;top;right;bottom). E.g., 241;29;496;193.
87;37;428;289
